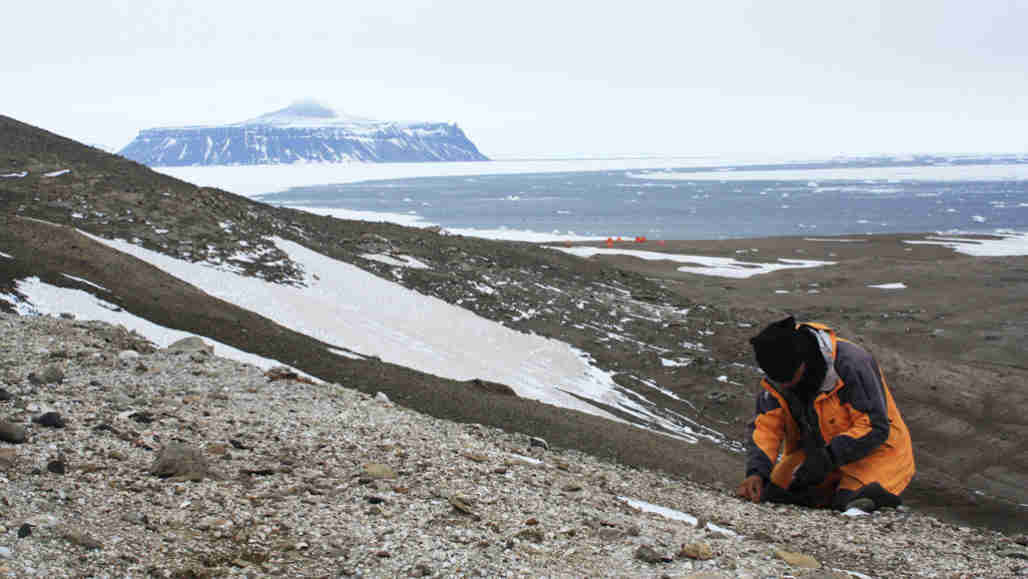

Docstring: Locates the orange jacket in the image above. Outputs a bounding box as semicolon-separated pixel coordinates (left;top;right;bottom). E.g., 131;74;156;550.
745;323;915;495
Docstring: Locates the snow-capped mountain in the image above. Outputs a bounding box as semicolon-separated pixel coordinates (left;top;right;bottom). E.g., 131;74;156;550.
118;100;489;166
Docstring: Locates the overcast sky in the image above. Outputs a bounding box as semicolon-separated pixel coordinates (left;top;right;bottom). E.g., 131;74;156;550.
4;1;1026;158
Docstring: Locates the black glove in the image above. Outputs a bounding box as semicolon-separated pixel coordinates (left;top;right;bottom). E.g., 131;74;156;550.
788;446;835;491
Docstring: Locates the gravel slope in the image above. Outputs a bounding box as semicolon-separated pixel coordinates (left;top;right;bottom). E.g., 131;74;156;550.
1;313;1026;578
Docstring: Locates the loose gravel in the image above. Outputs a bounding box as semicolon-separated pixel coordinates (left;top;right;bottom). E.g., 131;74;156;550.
1;312;1026;578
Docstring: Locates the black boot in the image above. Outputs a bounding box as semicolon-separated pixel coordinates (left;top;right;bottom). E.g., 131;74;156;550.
834;482;902;512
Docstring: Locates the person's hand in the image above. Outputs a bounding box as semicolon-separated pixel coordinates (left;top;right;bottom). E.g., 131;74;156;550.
788;446;835;491
737;474;764;503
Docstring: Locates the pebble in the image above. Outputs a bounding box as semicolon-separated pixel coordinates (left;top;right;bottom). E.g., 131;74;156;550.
40;364;65;384
679;541;714;560
775;548;821;569
32;412;65;428
0;422;26;444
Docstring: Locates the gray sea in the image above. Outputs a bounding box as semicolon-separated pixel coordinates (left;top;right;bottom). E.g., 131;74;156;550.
256;155;1028;240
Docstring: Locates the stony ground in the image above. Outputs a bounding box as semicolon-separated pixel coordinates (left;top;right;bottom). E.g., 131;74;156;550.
1;313;1027;578
3;113;1027;547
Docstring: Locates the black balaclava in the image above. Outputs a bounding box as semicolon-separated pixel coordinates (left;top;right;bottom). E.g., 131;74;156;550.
749;316;826;400
750;316;805;382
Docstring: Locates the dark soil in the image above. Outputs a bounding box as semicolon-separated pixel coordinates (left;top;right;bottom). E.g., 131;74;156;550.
2;114;1025;534
585;234;1028;533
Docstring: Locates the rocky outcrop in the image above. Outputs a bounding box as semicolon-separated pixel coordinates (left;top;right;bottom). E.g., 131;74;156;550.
118;100;488;166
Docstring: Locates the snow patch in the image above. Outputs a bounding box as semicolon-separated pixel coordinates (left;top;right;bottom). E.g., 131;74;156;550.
550;246;834;279
78;231;716;441
61;274;109;292
7;277;309;375
328;347;366;360
618;497;698;526
803;238;868;243
902;231;1028;256
360;253;431;269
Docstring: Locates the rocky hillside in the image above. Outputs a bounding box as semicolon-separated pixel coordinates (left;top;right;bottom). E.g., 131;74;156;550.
3;112;1028;544
117;101;489;166
1;313;1026;578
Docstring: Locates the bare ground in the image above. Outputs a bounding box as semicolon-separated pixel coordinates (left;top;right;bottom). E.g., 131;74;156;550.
578;233;1028;533
2;113;1025;535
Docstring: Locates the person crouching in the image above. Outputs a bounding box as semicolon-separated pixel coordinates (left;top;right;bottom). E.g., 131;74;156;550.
737;316;915;512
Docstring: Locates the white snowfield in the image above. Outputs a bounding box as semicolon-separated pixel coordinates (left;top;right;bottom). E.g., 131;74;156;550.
9;231;713;444
156;155;804;197
549;246;835;279
294;205;606;242
630;163;1028;183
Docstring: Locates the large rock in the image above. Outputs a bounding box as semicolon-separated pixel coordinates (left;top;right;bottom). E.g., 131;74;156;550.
150;443;209;481
775;549;821;569
0;422;26;444
165;337;213;355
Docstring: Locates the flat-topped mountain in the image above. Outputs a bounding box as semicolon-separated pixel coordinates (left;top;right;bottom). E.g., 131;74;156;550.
118;100;489;166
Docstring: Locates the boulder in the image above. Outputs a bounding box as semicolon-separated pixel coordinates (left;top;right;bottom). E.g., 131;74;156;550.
150;443;209;481
166;336;213;355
